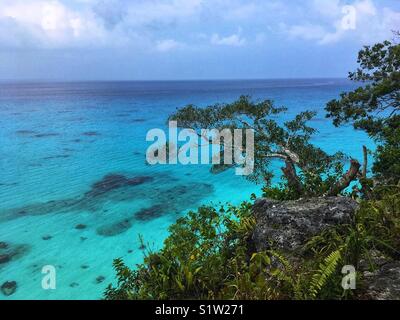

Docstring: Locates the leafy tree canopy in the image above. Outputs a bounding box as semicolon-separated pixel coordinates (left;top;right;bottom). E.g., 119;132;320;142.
325;35;400;184
169;95;361;199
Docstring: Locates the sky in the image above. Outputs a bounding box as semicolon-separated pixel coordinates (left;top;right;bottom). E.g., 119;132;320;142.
0;0;399;80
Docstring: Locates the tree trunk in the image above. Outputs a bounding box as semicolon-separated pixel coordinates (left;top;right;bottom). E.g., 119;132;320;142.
327;159;361;196
281;160;303;195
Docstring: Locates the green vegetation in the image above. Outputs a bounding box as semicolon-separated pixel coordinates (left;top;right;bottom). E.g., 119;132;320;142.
169;96;360;200
326;34;400;185
105;35;400;300
105;187;399;300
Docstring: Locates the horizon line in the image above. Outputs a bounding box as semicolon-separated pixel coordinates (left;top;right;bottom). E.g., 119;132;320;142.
0;77;350;83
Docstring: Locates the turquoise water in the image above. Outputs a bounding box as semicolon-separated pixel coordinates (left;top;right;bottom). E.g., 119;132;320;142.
0;79;373;300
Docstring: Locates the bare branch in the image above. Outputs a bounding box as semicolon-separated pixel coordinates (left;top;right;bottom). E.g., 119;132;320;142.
326;159;361;196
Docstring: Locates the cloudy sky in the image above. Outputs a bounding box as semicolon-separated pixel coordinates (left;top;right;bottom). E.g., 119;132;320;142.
0;0;399;80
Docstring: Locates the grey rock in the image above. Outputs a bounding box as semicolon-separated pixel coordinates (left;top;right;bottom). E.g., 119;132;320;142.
359;250;393;272
362;262;400;300
252;197;358;253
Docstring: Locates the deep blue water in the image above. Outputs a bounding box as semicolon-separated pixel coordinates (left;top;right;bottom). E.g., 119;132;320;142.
0;79;373;299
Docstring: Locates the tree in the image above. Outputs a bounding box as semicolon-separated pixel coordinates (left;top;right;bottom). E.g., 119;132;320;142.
325;35;400;184
168;95;361;199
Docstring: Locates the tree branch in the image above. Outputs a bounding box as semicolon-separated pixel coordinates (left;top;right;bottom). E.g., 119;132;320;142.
327;159;361;196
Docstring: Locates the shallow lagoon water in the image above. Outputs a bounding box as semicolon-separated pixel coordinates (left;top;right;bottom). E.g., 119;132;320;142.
0;79;373;299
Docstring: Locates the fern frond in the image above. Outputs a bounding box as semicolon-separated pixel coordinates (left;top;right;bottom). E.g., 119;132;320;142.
308;248;342;299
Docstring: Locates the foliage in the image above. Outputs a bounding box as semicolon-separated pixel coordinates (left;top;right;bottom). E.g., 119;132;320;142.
307;249;343;300
105;202;348;300
169;95;359;199
262;151;349;200
325;36;400;184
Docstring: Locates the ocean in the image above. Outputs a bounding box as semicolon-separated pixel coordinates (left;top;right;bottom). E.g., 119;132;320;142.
0;79;373;300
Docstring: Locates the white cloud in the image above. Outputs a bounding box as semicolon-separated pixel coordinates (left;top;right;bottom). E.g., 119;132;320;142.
285;0;400;45
0;0;398;50
210;32;246;47
155;39;182;52
0;0;128;48
287;24;327;41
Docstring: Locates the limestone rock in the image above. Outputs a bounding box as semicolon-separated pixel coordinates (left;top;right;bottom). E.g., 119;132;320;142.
252;197;358;253
362;262;400;300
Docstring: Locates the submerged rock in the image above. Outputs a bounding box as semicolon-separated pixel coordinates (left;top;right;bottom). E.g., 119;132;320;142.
1;281;17;296
0;254;11;264
0;244;30;265
96;276;106;284
130;118;147;123
16;130;37;135
82;131;101;136
0;242;8;249
362;262;400;300
134;204;165;221
252;197;358;253
96;219;133;237
34;133;60;138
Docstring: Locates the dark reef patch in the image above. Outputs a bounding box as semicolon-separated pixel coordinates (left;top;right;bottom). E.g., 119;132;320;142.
0;182;18;187
0;254;10;264
82;131;101;136
85;174;154;198
0;174;214;232
16;130;37;135
1;173;154;222
134;204;166;222
0;242;8;249
1;198;78;221
68;117;86;122
96;218;133;237
1;281;17;296
34;133;60;138
43;155;70;160
28;163;43;167
96;182;214;236
0;243;30;266
96;276;105;284
130;118;147;123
